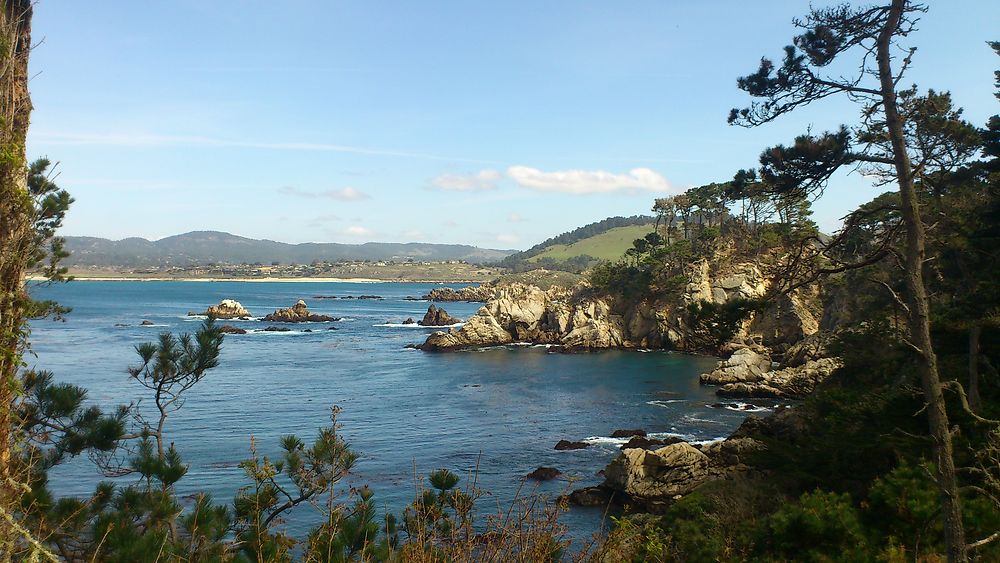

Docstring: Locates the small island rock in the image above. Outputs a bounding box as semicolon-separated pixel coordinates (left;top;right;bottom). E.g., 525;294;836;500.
262;300;340;323
526;467;562;480
192;299;253;320
418;305;462;327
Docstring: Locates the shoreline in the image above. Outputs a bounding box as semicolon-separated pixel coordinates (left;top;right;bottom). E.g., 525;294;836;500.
27;275;487;284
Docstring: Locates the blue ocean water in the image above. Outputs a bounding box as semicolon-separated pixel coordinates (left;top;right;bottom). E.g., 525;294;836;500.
27;280;775;546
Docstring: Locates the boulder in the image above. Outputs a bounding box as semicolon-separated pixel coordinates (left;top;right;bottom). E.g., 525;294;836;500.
603;443;711;500
261;326;291;332
717;357;842;400
402;318;416;325
193;299;253;320
263;300;340;323
699;347;773;385
218;325;247;335
526;467;562;480
141;320;154;326
418;305;462;326
554;440;590;451
565;486;616;507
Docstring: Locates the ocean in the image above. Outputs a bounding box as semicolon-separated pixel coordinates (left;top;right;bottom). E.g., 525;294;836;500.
26;280;777;546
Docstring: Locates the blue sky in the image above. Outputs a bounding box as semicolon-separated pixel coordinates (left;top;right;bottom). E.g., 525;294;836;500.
26;1;998;250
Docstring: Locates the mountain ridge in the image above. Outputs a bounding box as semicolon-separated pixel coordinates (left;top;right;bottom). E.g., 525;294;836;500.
62;230;515;267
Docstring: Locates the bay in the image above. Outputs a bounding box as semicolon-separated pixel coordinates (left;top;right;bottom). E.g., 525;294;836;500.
27;280;776;544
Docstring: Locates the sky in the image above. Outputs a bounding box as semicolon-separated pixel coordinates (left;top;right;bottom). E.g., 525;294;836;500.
25;1;999;250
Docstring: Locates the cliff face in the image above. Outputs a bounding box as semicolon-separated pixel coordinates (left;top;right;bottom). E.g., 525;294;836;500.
420;258;820;353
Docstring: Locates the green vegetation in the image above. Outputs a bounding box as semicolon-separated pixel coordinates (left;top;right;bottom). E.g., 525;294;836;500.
5;1;1000;561
528;224;655;263
499;215;654;273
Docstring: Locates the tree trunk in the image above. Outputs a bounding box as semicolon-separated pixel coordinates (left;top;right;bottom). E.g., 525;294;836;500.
0;0;34;506
969;324;981;413
877;1;967;560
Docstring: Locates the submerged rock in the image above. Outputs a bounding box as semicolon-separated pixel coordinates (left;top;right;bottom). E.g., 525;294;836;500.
263;300;340;323
141;320;154;326
418;305;461;326
611;429;647;438
526;467;562;480
261;326;291;332
554;440;590;451
218;325;247;335
192;299;253;320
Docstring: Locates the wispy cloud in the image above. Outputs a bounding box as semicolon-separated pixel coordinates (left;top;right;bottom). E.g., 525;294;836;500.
429;170;502;192
496;233;520;244
506;213;526;223
506;166;674;194
32;131;498;164
279;186;370;201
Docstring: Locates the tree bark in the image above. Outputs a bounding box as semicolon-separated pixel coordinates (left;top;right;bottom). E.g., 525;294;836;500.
0;0;34;506
877;1;967;560
969;324;981;413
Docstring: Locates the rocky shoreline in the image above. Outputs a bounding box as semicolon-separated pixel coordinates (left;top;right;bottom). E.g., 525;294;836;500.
412;258;845;516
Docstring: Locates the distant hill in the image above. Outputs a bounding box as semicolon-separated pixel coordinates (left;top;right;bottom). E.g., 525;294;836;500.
528;223;656;263
499;215;655;272
62;231;514;267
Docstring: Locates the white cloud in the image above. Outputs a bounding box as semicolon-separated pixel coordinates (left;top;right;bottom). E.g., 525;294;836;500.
344;226;373;237
280;186;370;201
506;166;673;194
496;233;520;244
430;170;502;192
507;213;525;223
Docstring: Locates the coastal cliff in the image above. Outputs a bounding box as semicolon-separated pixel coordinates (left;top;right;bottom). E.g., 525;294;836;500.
419;257;820;355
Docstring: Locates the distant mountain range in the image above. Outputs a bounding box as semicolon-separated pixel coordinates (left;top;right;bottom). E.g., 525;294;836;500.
62;231;515;267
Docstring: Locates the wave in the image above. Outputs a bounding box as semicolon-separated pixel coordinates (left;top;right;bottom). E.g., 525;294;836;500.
581;436;630;447
139;323;171;328
646;399;687;407
706;402;773;413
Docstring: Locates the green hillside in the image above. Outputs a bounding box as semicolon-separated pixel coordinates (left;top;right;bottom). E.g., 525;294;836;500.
528;223;655;262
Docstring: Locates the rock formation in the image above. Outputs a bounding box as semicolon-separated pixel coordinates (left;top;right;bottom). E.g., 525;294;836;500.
191;299;253;320
419;256;821;354
570;436;765;512
418;305;461;326
699;347;774;385
526;467;561;480
262;300;340;323
423;283;495;302
218;325;247;335
716;357;842;400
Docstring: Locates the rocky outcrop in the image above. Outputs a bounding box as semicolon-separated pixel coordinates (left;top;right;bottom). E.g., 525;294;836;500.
218;325;247;335
423;283;495;302
420;283;633;351
418;305;461;326
419;254;822;355
262;300;340;323
570;435;765;511
191;299;253;320
621;436;683;450
604;443;711;501
699;347;773;385
717;357;842;399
